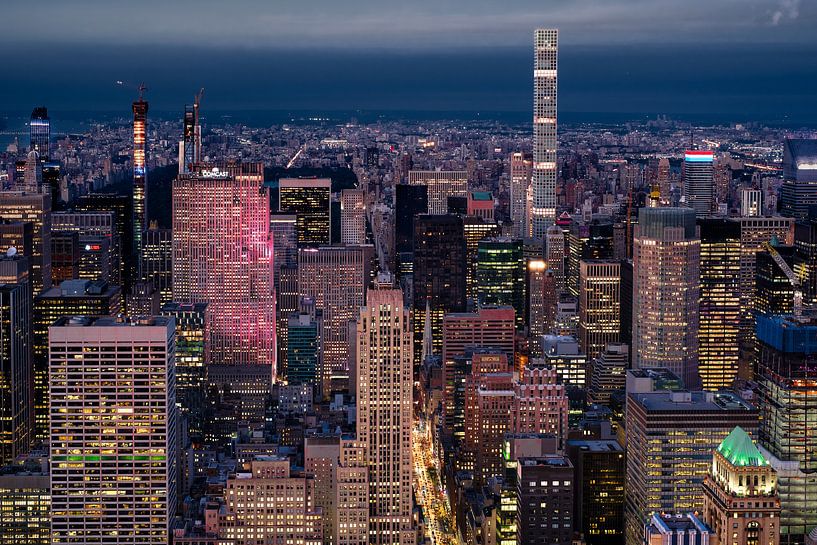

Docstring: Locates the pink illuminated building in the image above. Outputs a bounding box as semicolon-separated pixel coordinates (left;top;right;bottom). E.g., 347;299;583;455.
172;162;276;373
512;365;569;449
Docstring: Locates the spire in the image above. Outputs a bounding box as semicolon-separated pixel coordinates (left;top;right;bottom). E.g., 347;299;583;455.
717;426;769;467
421;299;433;361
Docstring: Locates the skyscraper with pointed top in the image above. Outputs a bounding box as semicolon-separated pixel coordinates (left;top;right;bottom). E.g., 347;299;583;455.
532;28;558;237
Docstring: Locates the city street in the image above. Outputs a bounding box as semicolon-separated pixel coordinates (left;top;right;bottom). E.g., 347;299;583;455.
413;421;459;545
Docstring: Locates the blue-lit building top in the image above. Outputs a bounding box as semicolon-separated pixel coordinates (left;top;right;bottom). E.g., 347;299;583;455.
756;314;817;354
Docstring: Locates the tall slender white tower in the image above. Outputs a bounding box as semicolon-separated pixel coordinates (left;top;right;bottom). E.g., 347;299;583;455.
532;28;558;237
356;285;415;545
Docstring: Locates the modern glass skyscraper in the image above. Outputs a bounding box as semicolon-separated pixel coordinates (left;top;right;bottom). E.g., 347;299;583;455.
132;98;148;272
683;150;714;217
0;284;32;466
476;237;525;328
780;138;817;218
278;178;332;247
356;286;415;545
172;163;276;371
632;207;701;388
28;107;49;161
49;315;177;544
532;28;558;237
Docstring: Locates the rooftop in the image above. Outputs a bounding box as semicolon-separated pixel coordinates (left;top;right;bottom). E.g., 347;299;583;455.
630;390;755;413
717;426;769;467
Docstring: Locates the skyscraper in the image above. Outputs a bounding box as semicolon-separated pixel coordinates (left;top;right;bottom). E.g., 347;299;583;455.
546;224;566;293
408;170;467;215
532;28;558;237
143;223;172;306
298;245;372;395
517;456;574;545
476;237;525;328
172;163;276;370
394;184;428;274
578;260;621;361
279;178;332;247
698;218;741;390
510;152;533;238
0;284;32;466
28;107;49;161
340;188;366;245
356;286;415;545
683;150;715;217
52;211;122;286
132;96;148;270
632;207;701;388
49;315;177;544
780;138;817;218
0;189;51;294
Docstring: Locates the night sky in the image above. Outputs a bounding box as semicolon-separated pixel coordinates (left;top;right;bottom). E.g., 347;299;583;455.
1;0;816;123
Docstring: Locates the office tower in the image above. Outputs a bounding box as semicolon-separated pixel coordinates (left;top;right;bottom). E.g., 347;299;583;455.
50;231;80;283
223;458;323;545
160;302;209;433
74;194;134;292
567;439;625;545
172;163;276;370
589;343;628;405
336;439;369;545
698;218;741;390
554;295;579;337
532;28;558;237
683;150;715;217
463;215;501;304
755;245;796;316
356;287;415;545
52;211;122;286
340;189;366;244
510;152;533;237
567;217;615;297
0;221;33;259
0;189;51;294
413;215;467;362
49;316;177;544
394;184;428;256
780;138;817;218
270;213;298;368
0;284;32;465
29;107;49;161
33;279;122;440
632;207;700;388
794;218;817;307
0;467;50;545
408;170;467;215
741;188;763;217
287;312;320;386
476;237;525;327
279;178;332;247
517;456;574;545
304;436;340;545
512;365;569;446
132;97;148;268
442;307;515;432
143;223;172;305
657;157;671;204
578;260;621;361
546;224;566;293
527;259;552;338
643;513;715;545
298;245;371;395
756;314;817;544
624;389;758;545
737;217;794;346
540;335;589;390
702;427;781;545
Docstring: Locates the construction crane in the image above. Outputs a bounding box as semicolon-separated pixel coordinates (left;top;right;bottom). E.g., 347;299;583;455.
115;80;148;101
764;242;804;317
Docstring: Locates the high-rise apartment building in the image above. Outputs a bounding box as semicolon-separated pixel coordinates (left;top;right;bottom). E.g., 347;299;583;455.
624;389;758;545
632;207;700;388
510;152;533;237
29;107;50;161
578;260;620;361
408;170;467;215
279;178;332;247
698;218;741;390
143;223;172;305
0;189;51;294
49;315;177;544
172;163;276;370
702;426;781;545
477;237;525;328
780;138;817;218
532;29;558;236
756;314;817;544
341;189;366;245
298;245;372;395
0;284;32;465
132;97;148;269
683;150;715;216
356;287;415;545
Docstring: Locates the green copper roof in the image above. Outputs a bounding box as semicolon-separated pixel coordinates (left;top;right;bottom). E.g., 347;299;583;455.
717;426;769;467
471;191;493;201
